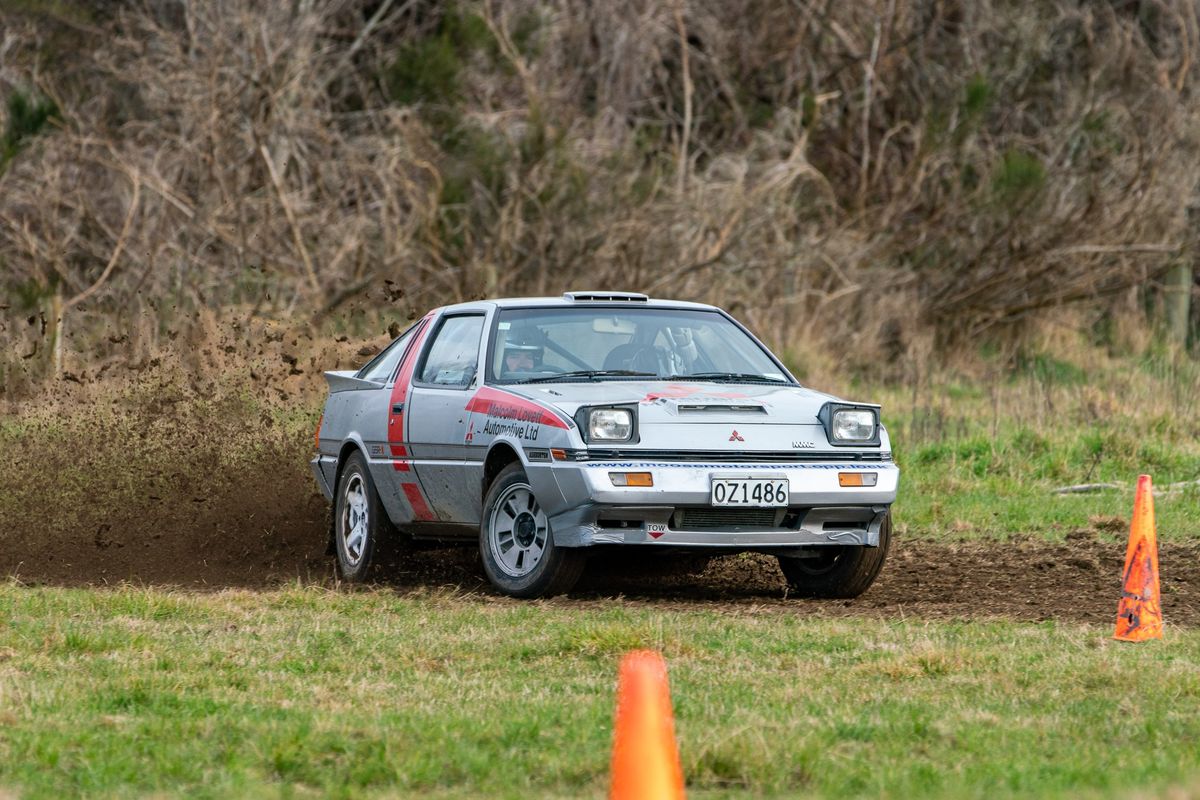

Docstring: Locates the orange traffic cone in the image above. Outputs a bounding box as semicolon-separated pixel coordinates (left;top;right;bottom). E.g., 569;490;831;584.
610;650;686;800
1114;474;1163;642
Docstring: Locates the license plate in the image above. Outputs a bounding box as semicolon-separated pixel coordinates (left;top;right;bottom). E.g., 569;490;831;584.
709;478;789;507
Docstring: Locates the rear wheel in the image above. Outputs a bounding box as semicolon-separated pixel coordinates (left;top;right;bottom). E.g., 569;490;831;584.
334;451;399;582
777;513;892;599
480;463;585;598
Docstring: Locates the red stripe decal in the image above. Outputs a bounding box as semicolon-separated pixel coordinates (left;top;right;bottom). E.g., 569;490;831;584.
641;383;750;403
465;386;570;429
388;312;436;445
386;313;437;515
402;482;435;521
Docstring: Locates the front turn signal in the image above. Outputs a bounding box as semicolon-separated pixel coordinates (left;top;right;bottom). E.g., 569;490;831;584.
838;472;877;487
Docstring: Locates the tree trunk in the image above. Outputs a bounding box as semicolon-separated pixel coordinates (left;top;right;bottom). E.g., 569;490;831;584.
1163;262;1192;350
50;288;64;378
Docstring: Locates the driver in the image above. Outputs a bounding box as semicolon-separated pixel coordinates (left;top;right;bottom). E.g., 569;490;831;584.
502;324;544;374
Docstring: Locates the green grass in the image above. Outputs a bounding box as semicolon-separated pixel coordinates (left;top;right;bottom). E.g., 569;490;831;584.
857;353;1200;543
3;346;1200;798
1;584;1199;799
890;423;1200;542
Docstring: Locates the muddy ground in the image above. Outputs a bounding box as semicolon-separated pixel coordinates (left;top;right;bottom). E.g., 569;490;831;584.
4;483;1195;625
2;354;1194;626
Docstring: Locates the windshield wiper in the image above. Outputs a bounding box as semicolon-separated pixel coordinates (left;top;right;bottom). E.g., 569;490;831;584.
666;372;788;384
515;370;656;384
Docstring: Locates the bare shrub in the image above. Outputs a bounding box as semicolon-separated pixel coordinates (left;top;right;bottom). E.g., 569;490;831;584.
0;0;1197;391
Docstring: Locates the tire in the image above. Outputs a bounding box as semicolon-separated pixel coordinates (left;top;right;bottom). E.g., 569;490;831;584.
777;513;892;599
333;451;400;582
479;463;585;598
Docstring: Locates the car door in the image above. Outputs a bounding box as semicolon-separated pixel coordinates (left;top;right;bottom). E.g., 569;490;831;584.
373;313;438;524
404;312;488;522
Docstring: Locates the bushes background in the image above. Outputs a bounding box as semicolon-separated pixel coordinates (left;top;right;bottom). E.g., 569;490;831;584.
1;0;1199;390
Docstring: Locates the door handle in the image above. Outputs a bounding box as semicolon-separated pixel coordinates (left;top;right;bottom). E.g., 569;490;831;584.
392;403;405;414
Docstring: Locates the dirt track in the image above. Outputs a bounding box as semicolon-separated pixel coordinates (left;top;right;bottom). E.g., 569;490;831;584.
7;347;1190;628
3;369;1194;625
6;493;1197;625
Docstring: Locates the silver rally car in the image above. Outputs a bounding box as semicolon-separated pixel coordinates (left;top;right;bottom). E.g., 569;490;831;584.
313;292;898;598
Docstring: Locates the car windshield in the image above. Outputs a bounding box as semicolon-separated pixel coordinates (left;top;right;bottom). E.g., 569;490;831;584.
488;306;791;384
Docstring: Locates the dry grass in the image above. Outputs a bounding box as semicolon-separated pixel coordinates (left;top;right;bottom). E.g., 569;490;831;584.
1;1;1198;394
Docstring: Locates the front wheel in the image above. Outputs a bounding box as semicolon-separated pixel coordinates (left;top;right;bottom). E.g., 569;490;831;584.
480;463;585;598
777;513;892;599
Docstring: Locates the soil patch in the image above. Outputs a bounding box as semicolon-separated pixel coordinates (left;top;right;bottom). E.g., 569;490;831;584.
5;507;1197;626
3;368;1194;625
1;444;332;589
565;533;1200;626
7;340;1190;623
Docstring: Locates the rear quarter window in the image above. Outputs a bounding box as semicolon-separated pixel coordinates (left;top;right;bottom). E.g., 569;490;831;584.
356;322;419;383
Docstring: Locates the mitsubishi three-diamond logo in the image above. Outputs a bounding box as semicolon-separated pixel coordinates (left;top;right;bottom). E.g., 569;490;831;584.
728;430;745;442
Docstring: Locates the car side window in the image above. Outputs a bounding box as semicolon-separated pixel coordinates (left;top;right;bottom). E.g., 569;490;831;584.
356;323;418;383
418;315;484;387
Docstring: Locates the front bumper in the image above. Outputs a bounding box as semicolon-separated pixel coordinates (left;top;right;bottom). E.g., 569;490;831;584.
547;460;898;550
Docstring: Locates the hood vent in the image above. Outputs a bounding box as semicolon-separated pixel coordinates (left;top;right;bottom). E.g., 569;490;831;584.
676;404;767;413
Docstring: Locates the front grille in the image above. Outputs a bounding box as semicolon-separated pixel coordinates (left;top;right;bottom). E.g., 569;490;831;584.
672;508;782;531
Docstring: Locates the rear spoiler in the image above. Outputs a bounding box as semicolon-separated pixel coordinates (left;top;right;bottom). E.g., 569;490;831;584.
323;370;383;393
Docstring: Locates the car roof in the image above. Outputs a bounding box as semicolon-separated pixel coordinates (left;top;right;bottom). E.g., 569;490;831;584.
436;295;720;314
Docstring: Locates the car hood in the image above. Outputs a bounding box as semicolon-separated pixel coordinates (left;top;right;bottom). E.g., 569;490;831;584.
506;380;846;425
